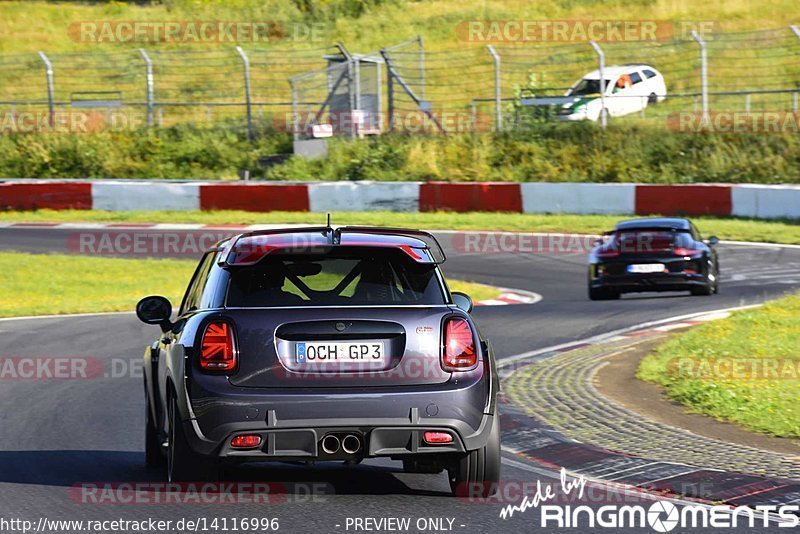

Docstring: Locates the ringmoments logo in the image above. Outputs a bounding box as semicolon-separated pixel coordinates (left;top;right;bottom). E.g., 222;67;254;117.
497;468;799;531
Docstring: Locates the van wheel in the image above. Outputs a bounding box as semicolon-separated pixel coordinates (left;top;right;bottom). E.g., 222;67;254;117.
448;417;501;497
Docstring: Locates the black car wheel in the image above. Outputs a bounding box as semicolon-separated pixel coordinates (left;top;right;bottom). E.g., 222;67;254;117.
690;281;714;296
145;384;165;468
167;394;219;482
448;417;500;497
589;286;620;300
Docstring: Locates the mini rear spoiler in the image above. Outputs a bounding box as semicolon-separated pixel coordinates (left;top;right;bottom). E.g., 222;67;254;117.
215;225;446;267
336;226;447;263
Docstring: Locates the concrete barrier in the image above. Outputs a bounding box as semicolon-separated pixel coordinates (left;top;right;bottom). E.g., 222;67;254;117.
1;180;798;219
521;183;635;214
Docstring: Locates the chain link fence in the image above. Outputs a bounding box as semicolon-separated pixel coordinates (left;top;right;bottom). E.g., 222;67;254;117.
2;26;800;136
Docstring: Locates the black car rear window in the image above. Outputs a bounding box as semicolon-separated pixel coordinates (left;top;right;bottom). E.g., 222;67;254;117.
611;230;694;252
225;248;446;307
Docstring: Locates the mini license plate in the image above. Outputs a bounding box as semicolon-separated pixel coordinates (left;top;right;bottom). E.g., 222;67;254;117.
295;341;385;364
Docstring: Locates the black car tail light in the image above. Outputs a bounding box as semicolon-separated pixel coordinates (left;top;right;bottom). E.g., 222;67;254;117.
596;248;620;258
442;317;477;371
200;321;237;373
674;247;702;257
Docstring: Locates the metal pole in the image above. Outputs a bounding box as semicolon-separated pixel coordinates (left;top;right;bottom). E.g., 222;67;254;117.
289;81;299;141
589;41;606;129
386;56;394;133
792;27;800;113
691;31;709;125
37;51;54;127
138;49;154;127
487;45;502;132
353;58;361;139
235;46;253;141
418;35;425;102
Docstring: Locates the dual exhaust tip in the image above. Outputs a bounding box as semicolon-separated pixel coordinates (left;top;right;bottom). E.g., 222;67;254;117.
321;433;362;455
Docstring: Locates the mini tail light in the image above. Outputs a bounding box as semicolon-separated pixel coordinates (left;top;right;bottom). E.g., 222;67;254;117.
442;317;477;371
200;321;237;373
230;434;262;449
423;431;454;445
674;248;701;257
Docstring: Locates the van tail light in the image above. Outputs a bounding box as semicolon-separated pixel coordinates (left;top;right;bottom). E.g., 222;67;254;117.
200;321;237;373
442;317;477;371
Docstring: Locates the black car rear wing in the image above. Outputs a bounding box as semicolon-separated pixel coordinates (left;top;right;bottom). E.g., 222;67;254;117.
605;227;690;235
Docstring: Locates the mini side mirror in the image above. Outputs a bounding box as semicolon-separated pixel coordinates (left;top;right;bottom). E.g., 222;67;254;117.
136;296;173;332
707;236;719;246
451;291;474;314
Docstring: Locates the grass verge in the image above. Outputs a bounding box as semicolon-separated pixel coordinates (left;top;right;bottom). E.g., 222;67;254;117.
2;210;799;244
0;251;500;318
637;293;800;438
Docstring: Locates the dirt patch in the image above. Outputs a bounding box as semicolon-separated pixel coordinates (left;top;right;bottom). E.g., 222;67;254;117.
594;334;800;456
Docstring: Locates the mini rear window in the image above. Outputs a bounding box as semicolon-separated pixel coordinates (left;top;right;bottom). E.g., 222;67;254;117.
226;248;446;307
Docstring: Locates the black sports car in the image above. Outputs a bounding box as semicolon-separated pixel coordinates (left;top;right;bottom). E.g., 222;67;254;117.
588;217;719;300
136;226;500;496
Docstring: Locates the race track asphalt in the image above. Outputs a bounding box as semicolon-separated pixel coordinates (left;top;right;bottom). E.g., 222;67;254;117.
1;226;798;533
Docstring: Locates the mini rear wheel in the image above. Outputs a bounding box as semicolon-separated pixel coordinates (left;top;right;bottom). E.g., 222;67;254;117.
448;417;500;497
144;386;165;469
167;395;219;482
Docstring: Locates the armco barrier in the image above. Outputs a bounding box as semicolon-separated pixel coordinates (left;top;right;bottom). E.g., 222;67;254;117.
635;184;732;216
1;180;799;219
0;182;92;210
419;182;522;212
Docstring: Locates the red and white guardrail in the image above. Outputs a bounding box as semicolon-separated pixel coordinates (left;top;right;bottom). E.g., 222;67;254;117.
1;180;798;219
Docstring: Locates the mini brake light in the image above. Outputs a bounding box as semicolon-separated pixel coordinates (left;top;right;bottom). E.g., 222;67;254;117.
442;317;477;371
230;434;262;449
423;431;454;445
200;321;237;372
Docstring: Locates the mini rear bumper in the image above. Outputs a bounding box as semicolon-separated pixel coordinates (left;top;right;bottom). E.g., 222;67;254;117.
180;363;495;460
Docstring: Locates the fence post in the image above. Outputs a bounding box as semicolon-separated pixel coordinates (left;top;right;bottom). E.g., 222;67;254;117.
289;80;300;141
486;45;502;132
138;49;154;127
235;46;253;141
418;35;425;102
792;26;800;112
386;57;394;133
691;31;709;124
588;41;606;129
37;51;55;127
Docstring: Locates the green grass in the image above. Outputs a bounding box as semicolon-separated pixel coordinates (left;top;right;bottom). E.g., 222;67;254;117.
2;209;799;244
0;251;499;318
637;293;800;438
